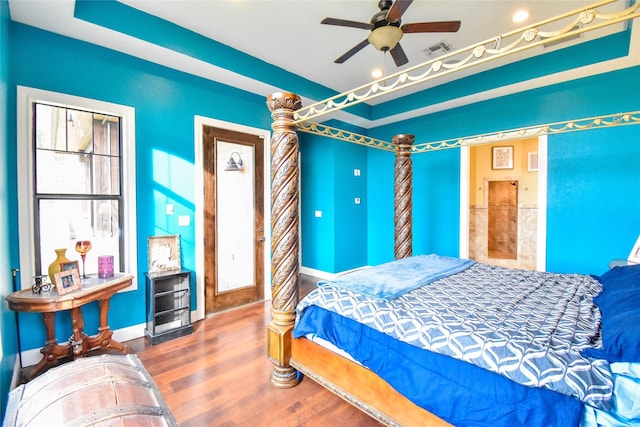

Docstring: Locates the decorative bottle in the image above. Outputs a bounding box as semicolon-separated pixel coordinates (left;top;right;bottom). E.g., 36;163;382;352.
47;248;72;283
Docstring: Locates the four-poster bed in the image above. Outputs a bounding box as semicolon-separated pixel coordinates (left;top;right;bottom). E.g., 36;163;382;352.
265;1;640;426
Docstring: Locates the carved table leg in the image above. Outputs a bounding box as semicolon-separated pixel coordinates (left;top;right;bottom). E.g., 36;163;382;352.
70;307;90;357
85;297;132;354
25;312;73;381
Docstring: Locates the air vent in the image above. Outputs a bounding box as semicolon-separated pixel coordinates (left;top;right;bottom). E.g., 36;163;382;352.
424;41;452;56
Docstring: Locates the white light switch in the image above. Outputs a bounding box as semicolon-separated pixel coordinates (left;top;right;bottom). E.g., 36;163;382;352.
355;198;361;205
314;211;322;218
354;169;361;176
166;204;174;215
178;215;190;226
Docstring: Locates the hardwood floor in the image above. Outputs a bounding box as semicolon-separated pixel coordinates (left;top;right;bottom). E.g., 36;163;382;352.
128;274;383;426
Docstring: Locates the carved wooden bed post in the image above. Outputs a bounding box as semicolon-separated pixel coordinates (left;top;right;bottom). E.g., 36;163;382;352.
265;91;303;388
393;134;414;259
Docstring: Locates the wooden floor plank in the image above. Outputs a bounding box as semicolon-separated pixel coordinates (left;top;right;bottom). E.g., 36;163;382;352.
130;296;383;426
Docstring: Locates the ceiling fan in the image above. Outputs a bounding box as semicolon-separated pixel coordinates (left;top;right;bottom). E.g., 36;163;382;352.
321;0;461;67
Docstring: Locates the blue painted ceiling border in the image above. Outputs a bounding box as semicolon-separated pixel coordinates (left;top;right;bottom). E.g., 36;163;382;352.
74;0;633;127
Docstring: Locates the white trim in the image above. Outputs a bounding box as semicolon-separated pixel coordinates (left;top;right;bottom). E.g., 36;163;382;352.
537;135;548;272
16;86;138;291
193;116;271;322
299;265;372;281
459;147;470;258
299;266;336;281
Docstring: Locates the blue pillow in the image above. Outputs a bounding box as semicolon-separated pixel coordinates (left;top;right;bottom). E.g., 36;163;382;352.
582;265;640;362
596;264;640;292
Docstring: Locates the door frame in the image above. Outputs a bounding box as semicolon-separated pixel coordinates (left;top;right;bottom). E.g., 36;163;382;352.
194;116;271;322
459;135;548;271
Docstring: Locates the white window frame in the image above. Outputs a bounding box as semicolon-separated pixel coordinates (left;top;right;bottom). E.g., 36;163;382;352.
17;86;138;291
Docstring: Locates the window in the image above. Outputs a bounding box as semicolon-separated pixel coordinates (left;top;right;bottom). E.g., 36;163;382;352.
17;87;137;290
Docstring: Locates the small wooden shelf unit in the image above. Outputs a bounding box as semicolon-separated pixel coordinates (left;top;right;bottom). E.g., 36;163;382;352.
145;269;193;344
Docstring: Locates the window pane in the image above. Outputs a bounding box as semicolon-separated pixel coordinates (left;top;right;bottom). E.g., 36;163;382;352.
38;199;121;277
94;115;120;156
36;150;92;194
95;154;120;195
67;109;93;154
36;149;119;195
35;104;65;150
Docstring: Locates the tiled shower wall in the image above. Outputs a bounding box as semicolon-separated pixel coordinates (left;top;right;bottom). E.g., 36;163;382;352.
469;205;538;270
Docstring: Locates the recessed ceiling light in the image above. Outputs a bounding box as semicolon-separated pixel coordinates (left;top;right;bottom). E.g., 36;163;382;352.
371;68;384;79
512;9;530;24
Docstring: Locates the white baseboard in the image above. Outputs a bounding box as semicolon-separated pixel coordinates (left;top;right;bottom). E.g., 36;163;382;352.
299;266;336;280
300;265;371;280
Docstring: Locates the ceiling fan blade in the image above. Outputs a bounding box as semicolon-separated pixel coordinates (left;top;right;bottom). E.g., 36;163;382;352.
335;39;370;63
386;0;413;23
321;17;372;30
390;43;409;67
401;21;461;33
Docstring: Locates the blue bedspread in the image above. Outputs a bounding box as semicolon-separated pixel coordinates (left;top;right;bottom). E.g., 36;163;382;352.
295;257;614;425
318;254;474;300
295;305;583;427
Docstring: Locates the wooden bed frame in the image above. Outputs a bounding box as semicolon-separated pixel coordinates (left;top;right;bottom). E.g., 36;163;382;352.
290;337;452;426
264;92;446;424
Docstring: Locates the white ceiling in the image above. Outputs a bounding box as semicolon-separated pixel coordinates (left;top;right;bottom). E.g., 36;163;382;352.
7;0;633;118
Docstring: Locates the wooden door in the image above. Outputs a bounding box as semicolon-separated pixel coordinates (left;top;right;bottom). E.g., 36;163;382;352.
488;180;518;259
203;126;264;314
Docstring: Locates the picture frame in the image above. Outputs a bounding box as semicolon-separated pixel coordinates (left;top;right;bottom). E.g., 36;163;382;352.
54;268;82;295
148;234;181;273
60;260;79;272
628;235;640;264
492;146;514;170
527;151;539;172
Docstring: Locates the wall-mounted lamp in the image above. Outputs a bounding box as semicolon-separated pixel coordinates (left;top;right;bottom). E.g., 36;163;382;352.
224;152;243;171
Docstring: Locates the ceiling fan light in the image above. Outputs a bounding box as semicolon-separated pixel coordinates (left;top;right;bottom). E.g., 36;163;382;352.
368;26;403;51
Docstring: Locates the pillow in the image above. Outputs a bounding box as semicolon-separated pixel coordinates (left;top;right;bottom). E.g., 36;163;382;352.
596;264;640;292
581;265;640;362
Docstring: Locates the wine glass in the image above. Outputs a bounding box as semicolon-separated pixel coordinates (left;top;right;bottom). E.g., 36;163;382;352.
75;240;92;278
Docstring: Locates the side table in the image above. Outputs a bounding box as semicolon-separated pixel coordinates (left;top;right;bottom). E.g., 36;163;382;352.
5;273;134;381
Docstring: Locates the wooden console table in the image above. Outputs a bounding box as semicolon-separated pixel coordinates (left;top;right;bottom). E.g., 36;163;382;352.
6;273;134;381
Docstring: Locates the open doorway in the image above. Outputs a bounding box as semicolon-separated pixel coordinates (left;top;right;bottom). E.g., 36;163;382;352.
466;137;542;270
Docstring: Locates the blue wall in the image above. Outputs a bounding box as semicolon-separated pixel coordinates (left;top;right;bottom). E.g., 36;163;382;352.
1;0;18;414
6;23;273;354
547;126;640;273
362;66;640;273
299;125;369;273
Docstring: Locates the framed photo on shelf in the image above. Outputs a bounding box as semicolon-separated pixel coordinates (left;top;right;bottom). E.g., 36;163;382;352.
60;260;79;272
148;234;181;273
54;268;82;295
628;235;640;264
492;146;514;170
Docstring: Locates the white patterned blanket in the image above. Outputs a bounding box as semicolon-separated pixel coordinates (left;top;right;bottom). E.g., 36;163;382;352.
297;262;613;409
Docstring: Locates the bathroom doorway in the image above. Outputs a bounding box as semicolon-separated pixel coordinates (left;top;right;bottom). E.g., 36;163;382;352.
467;138;541;270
